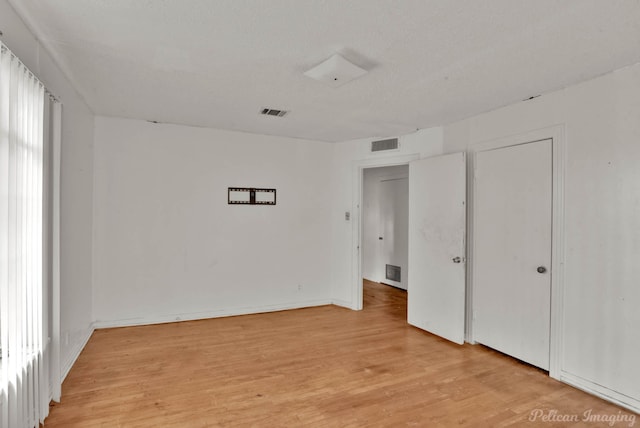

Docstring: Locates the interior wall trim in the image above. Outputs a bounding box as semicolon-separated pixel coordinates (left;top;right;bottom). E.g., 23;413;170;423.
92;299;333;329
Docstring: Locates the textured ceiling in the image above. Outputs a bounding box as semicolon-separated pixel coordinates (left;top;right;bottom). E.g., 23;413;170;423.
8;0;640;142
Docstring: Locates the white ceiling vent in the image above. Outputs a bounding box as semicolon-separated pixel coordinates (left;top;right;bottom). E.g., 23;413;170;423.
260;108;288;117
303;53;368;88
371;138;399;152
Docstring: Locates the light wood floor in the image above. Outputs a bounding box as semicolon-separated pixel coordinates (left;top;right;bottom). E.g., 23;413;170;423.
46;280;634;427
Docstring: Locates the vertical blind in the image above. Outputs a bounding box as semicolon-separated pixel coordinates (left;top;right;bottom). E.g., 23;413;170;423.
0;42;49;428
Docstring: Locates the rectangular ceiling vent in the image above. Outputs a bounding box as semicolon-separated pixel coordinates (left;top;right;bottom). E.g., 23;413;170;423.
260;108;288;118
371;138;399;152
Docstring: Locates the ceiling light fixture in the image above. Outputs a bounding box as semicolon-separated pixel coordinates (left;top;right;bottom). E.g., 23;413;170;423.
303;53;368;88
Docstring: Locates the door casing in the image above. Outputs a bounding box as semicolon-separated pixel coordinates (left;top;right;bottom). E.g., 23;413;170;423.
469;125;566;379
352;154;420;311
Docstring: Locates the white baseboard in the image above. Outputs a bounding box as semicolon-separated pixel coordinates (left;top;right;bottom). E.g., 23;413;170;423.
61;325;95;382
331;299;354;309
93;299;334;329
559;370;640;414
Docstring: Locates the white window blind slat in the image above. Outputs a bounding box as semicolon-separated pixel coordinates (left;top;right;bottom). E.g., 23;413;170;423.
0;41;50;428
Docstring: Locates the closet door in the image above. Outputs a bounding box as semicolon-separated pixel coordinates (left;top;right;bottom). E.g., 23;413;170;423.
474;140;552;370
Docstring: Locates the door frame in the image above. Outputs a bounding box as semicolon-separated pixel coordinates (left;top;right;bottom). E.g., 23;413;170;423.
352;154;420;310
468;125;566;379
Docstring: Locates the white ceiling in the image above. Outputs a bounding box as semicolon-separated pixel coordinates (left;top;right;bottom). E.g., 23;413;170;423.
10;0;640;142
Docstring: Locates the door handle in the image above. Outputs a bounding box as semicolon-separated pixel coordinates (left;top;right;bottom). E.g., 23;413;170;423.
379;237;383;240
537;266;547;274
452;257;462;263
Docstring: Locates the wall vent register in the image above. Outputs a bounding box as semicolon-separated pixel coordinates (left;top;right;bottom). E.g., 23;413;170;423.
260;108;288;117
371;138;399;152
386;264;401;282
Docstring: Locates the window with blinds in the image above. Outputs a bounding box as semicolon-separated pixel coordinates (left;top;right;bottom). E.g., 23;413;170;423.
0;41;50;428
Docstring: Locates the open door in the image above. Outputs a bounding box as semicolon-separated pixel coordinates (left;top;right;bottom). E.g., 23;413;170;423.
408;152;466;344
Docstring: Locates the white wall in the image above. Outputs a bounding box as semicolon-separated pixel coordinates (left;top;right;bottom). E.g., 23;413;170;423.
330;128;443;307
10;0;638;411
362;165;408;285
0;0;95;377
92;117;334;326
444;63;640;411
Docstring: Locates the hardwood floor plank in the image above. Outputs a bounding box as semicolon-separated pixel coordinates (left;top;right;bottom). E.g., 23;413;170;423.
45;280;635;427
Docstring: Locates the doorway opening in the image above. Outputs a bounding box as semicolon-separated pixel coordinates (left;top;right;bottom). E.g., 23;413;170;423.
353;152;467;345
361;165;409;310
351;153;418;312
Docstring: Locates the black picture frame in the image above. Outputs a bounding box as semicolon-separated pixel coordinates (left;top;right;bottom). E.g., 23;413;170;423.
228;187;276;205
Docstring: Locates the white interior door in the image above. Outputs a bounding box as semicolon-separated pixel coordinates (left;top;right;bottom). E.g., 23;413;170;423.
474;139;552;370
379;177;408;290
408;152;466;344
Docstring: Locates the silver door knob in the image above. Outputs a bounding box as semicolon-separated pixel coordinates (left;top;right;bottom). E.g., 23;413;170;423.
537;266;547;274
452;257;461;263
